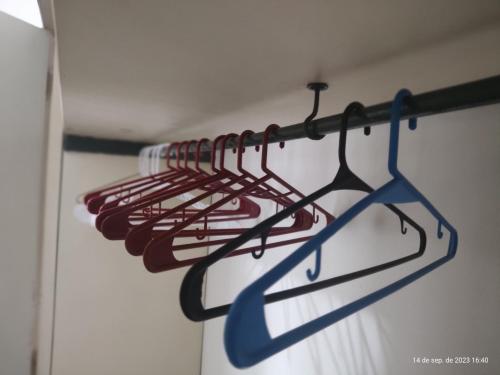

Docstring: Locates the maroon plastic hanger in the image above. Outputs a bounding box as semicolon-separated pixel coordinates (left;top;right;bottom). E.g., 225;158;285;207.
117;134;263;251
93;139;225;232
94;141;216;216
125;130;315;254
122;131;297;256
141;125;333;272
98;135;262;240
124;139;260;230
85;142;196;214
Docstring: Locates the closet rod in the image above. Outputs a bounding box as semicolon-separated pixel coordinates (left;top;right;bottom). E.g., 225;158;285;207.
174;74;500;159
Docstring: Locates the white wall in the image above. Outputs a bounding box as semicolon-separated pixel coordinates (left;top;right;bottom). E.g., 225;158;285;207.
51;152;203;375
200;28;500;375
0;10;50;375
36;45;64;375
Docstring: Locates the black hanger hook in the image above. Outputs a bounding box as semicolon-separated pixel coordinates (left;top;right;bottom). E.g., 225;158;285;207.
252;229;271;259
304;82;328;140
339;102;368;167
400;217;407;235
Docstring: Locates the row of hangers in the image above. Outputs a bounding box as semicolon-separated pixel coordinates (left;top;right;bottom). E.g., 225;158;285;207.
82;88;458;368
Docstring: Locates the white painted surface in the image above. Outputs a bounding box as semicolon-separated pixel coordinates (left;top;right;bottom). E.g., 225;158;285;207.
51;152;203;375
53;1;500;141
36;45;64;375
0;11;50;375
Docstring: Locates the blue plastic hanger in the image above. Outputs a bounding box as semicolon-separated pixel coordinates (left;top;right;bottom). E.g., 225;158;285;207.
223;89;458;368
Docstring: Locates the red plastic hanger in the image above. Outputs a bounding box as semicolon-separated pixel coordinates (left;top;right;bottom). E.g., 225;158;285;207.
125;130;314;255
130;139;261;229
85;142;195;214
141;125;333;272
97;135;261;240
94;141;216;216
123;131;294;256
93;140;222;232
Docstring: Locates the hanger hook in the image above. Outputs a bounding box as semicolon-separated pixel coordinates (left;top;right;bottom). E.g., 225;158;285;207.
158;144;165;173
406;96;418;131
312;205;320;223
179;141;189;170
252;229;270;259
185;140;197;169
261;124;282;174
195;215;209;240
175;142;186;170
306;246;322;281
165;143;178;170
195;138;210;172
210;135;226;173
304;82;328;140
237;130;256;173
150;145;158;174
388;90;418;177
219;133;239;171
400;217;407;235
437;221;444;239
339;102;368;167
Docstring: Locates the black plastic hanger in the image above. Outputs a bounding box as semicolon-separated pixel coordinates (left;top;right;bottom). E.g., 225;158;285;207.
180;101;427;321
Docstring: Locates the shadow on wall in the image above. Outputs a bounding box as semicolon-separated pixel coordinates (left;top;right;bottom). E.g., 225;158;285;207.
267;276;386;375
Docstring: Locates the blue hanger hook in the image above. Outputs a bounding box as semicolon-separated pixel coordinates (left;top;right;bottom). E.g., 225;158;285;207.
306;246;322;281
388;89;417;178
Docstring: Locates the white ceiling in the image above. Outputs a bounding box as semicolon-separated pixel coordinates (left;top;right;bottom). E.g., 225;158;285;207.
54;0;500;142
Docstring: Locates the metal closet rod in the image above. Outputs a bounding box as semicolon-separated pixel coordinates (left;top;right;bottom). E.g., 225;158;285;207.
172;74;500;159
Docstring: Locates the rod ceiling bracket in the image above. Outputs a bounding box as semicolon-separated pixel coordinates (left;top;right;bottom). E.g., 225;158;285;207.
306;82;329;92
304;82;329;140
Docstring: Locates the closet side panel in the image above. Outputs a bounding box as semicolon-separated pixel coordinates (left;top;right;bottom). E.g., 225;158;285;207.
0;11;50;375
